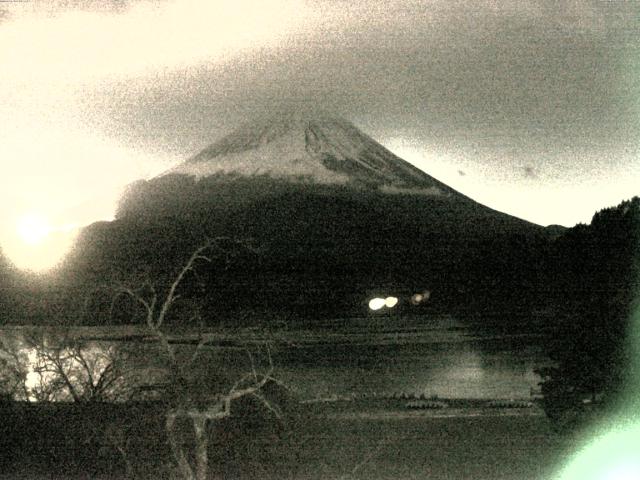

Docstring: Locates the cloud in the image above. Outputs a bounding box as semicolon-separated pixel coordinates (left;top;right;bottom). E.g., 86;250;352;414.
0;0;313;84
0;0;638;239
0;0;315;230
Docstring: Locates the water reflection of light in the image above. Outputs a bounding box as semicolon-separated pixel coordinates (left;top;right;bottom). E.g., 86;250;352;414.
24;348;41;393
444;351;485;382
18;343;118;402
22;346;65;401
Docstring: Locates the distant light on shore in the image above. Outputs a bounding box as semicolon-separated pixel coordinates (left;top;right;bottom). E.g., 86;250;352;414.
411;291;431;305
368;298;386;311
368;296;399;311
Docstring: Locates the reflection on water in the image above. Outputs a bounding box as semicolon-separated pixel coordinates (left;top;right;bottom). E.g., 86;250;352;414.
275;340;542;399
0;316;547;401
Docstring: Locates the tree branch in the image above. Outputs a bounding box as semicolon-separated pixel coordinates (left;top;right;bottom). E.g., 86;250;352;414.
155;242;213;330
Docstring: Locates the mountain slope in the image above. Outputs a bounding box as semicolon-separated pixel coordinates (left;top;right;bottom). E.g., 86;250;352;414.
167;114;464;197
67;115;549;324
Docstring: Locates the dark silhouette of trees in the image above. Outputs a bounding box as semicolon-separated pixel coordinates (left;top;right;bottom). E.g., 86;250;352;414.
0;239;295;479
536;197;639;429
111;238;289;480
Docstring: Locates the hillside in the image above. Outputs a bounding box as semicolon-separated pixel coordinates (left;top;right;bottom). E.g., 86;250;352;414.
55;116;552;325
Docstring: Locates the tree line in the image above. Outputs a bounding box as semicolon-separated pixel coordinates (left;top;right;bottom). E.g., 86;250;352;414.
535;196;639;430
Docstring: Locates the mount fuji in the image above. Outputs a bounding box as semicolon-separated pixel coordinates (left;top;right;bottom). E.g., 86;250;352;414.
68;114;550;324
167;113;461;197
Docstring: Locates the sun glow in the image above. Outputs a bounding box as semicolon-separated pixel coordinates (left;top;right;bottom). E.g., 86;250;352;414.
0;0;311;274
2;214;78;272
558;422;640;480
17;214;51;245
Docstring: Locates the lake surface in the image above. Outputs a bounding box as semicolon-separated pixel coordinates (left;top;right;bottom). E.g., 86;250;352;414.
1;315;548;400
270;316;547;399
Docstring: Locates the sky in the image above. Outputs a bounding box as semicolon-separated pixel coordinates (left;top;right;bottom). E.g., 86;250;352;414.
0;0;639;270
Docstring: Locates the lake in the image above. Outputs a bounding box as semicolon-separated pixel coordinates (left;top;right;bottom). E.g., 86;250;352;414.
0;315;548;401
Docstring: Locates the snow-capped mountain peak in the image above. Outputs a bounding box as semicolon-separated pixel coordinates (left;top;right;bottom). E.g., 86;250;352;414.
166;114;458;196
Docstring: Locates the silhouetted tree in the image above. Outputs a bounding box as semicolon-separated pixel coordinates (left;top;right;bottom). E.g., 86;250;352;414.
536;197;639;429
112;238;289;480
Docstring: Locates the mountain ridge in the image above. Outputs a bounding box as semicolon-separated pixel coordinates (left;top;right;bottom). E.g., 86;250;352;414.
166;114;467;199
56;114;554;324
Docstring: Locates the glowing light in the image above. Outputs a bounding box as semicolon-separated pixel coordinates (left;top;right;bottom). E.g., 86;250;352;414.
603;463;640;480
410;290;431;305
385;296;399;308
1;0;308;272
17;214;51;245
24;348;43;395
368;298;386;311
558;422;640;480
3;214;78;272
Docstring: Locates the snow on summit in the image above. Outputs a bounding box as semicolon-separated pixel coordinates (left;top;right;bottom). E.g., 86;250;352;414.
167;113;458;196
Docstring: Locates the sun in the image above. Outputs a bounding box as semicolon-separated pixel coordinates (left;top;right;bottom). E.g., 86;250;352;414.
1;213;78;272
17;214;51;245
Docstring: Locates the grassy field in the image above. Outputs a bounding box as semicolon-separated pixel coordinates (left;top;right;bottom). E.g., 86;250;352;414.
0;400;574;480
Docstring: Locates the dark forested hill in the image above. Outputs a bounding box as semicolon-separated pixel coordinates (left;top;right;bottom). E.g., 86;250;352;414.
536;196;640;425
56;173;551;326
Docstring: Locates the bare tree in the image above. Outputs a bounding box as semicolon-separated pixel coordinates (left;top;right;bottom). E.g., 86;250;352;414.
115;238;284;480
0;333;31;401
0;329;135;403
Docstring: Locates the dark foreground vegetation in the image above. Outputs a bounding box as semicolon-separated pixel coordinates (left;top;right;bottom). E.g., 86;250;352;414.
0;195;637;478
0;399;568;480
535;197;640;430
0;398;300;479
